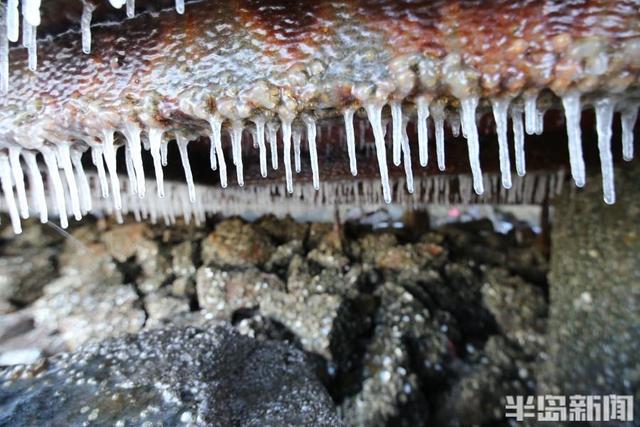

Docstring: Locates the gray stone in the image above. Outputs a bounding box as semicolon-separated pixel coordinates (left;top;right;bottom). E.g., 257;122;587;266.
538;166;640;416
32;275;146;350
196;266;285;319
144;291;191;329
0;324;341;426
0;248;57;305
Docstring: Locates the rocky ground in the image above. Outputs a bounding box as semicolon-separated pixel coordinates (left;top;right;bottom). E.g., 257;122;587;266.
0;211;550;426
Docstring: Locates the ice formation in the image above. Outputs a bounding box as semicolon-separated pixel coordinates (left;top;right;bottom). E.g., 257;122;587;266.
0;1;635;234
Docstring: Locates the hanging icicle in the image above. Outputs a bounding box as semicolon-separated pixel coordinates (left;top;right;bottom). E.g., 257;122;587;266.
343;108;358;176
22;150;47;223
81;1;95;54
365;103;391;203
208;114;228;188
595;98;616;204
491;98;513;189
416;97;430;167
561;90;586;188
148;127;165;198
303;115;320;190
176;134;197;202
102;130;122;210
0;154;22;234
460;97;484;195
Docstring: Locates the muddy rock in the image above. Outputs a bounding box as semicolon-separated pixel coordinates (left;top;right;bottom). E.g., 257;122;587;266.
201;218;275;267
0;324;341;426
196;266;285;319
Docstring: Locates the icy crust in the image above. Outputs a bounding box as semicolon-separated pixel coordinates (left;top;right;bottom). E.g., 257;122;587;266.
0;1;637;233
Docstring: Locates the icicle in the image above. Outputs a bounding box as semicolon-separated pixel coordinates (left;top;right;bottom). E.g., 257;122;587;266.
23;151;47;223
91;146;109;198
126;0;135;18
416;97;429;167
460;97;484;195
7;0;18;42
176;134;196;203
595;98;616;204
400;117;414;193
160;141;168;166
81;1;95;55
230;122;244;187
0;155;21;234
208;114;227;188
207;136;218;173
41;147;68;228
391;102;404;166
535;109;545;135
449;114;461;138
431;102;446;171
102;130;122;210
524;92;539;135
253;118;267;178
491;98;512;189
27;21;36;71
109;0;125;8
0;4;8;95
71;150;92;214
281;117;294;194
57;143;82;220
365;103;391;203
343;109;357;176
510;106;526;176
303;116;319;190
148;127;165;198
124;144;136;195
621;104;638;161
561;90;586;187
267;122;279;170
292;127;301;173
24;0;40;26
8;148;29;219
123;123;146;196
176;0;185;14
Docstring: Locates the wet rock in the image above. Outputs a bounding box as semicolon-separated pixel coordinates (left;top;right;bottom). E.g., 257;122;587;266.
171;240;197;277
356;232;398;265
0;248;57;306
0;311;33;343
481;268;547;354
0;220;63;255
342;281;452;426
255;214;308;244
307;222;334;249
435;335;531;426
0;324;341;426
260;292;343;359
32;275;146;350
144;291;191;329
196;266;285;319
264;239;304;273
201;218;275;268
171;276;196;299
307;229;350;270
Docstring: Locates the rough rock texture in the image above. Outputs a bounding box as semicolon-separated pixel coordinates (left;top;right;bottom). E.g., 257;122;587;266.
539;166;640;418
0;324;341;427
201;218;275;267
0;211;554;426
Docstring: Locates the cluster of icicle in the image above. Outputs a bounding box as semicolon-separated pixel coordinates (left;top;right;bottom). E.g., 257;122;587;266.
0;89;635;234
0;0;186;93
356;93;637;207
